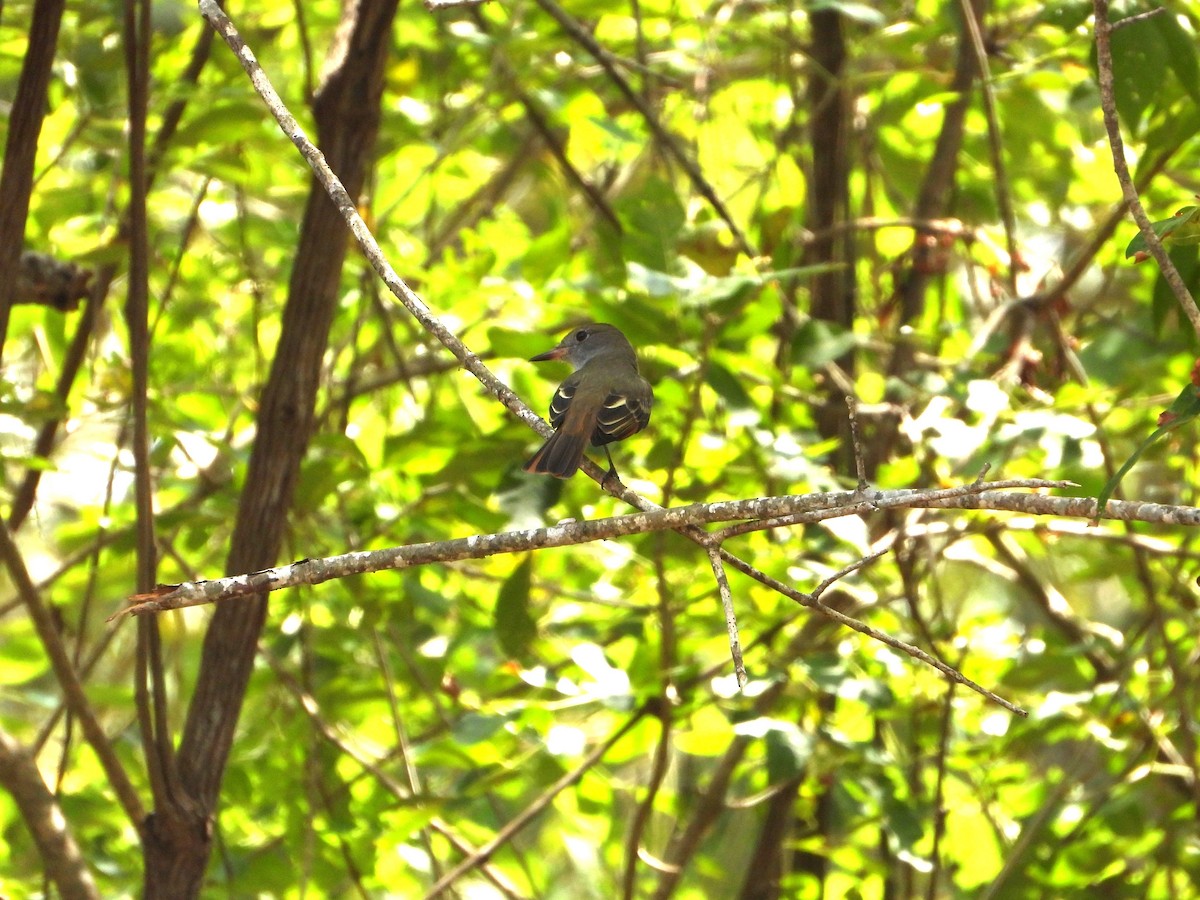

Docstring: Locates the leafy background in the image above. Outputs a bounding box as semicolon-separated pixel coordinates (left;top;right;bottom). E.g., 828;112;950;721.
2;0;1200;897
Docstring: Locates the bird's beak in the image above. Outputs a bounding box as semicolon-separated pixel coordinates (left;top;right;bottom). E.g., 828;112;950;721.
529;346;567;362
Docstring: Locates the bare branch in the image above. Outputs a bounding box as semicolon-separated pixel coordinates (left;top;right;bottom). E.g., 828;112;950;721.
113;479;1071;617
846;394;868;489
0;524;144;824
528;0;757;259
706;547;746;687
1110;7;1167;30
718;552;1028;717
1093;0;1200;339
0;727;99;900
422;707;651;897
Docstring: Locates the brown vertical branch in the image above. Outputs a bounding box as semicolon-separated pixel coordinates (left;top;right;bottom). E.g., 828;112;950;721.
121;0;184;882
140;3;402;896
736;776;804;899
1093;0;1200;337
0;3;147;884
123;0;155;626
0;0;65;361
803;8;856;473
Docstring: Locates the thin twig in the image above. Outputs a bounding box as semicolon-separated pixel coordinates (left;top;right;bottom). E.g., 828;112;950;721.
957;0;1019;297
718;550;1027;717
1110;7;1166;30
845;393;868;488
425;0;492;8
471;8;622;233
1093;0;1200;340
528;0;756;259
422;707;650;898
812;549;890;600
706;546;746;687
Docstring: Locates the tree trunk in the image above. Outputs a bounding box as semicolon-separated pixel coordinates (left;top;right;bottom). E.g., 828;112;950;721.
140;2;401;895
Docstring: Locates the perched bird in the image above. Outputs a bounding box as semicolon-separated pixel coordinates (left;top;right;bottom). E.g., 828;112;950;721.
524;323;653;480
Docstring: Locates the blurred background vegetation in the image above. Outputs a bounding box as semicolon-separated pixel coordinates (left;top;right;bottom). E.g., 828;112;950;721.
2;0;1200;896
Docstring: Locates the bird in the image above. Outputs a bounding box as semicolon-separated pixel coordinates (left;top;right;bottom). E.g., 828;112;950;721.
523;323;653;481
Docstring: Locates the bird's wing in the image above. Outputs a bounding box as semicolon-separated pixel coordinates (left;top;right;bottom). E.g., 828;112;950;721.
547;379;575;429
593;389;651;445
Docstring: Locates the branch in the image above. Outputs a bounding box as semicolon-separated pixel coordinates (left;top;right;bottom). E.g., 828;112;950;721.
114;479;1070;616
422;706;650;898
196;0;540;438
527;0;757;259
716;549;1027;717
0;523;144;825
0;727;100;900
956;0;1018;296
1093;0;1200;339
706;546;745;687
0;0;66;360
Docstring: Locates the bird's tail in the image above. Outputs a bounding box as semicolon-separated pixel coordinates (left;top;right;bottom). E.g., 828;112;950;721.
524;427;589;478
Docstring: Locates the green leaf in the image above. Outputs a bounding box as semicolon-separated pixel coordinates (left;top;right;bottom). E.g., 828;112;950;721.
707;361;754;409
790;318;859;368
494;558;537;659
1125;206;1200;258
1107;14;1170;133
613;177;686;271
1151;245;1199;336
1155;6;1200;108
1096;377;1200;516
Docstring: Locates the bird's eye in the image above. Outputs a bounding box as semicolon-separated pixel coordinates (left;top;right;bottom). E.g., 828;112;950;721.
574;330;588;342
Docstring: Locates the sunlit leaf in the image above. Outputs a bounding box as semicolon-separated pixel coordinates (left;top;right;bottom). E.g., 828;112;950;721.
495;558;537;659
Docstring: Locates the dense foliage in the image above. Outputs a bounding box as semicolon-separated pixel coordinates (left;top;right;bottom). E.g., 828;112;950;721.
2;0;1200;896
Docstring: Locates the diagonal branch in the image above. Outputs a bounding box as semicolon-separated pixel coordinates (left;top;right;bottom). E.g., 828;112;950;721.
0;523;144;825
1093;0;1200;339
0;726;99;900
422;705;651;898
525;0;757;259
706;546;745;686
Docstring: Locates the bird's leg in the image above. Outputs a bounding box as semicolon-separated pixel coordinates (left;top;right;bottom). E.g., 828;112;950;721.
601;445;620;487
